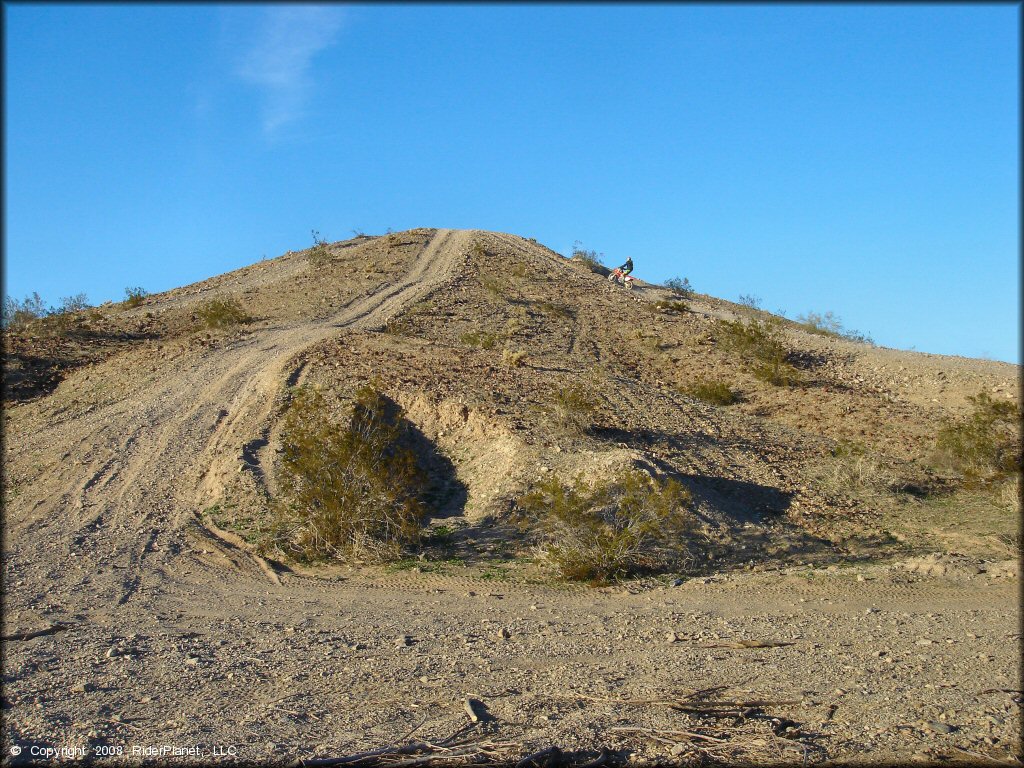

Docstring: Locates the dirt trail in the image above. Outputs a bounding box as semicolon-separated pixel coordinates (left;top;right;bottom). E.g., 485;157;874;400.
2;228;1019;766
4;229;471;607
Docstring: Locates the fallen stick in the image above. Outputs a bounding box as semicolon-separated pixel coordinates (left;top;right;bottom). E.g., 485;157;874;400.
2;622;75;641
699;640;796;648
514;745;562;768
609;726;728;744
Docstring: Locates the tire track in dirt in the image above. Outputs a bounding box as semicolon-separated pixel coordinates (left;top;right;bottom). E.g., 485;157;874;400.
4;229;472;605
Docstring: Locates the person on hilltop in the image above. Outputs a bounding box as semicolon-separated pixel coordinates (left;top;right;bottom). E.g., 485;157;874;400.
616;257;634;277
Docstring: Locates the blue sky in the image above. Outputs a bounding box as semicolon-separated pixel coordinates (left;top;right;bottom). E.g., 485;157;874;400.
4;4;1019;362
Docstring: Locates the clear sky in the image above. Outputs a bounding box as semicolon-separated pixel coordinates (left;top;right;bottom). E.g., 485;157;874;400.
4;3;1020;363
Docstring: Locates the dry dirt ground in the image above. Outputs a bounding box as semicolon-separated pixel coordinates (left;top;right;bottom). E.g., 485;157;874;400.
2;228;1020;766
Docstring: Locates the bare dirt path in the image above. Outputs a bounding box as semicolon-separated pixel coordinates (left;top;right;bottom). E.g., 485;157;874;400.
3;228;471;609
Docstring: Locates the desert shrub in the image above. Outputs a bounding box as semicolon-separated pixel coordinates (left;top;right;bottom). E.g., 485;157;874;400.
814;440;899;499
571;241;605;272
509;263;530;278
271;385;427;561
549;381;599;434
716;317;801;386
535;300;572;318
382;316;411;335
124;286;149;308
514;470;695;582
687;380;738;405
654;300;688;313
197;296;252;329
664;277;694;298
504;307;530;337
55;293;90;313
932;392;1021;486
480;275;507;297
307;230;333;265
752;359;801;387
2;292;48;329
737;294;762;311
501;346;527;367
797;310;873;344
460;330;498;349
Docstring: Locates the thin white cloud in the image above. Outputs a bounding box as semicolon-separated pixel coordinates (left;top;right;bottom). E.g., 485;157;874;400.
234;6;344;135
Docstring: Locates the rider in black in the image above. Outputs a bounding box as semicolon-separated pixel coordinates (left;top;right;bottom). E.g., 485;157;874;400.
617;257;634;276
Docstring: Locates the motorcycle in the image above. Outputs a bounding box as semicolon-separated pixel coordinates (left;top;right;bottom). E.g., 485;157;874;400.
608;268;635;289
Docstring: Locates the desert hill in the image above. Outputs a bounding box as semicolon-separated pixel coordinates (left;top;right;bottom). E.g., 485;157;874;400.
3;228;1019;585
1;228;1019;765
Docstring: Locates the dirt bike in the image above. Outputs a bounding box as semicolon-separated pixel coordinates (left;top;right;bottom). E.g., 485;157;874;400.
608;268;636;289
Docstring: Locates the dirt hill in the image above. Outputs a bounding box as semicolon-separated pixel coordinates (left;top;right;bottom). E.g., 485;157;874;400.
2;228;1020;765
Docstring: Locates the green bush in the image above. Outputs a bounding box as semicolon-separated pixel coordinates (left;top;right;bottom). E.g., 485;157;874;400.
197;297;252;329
514;470;695;583
460;330;498;349
654;300;689;313
271;385;427;561
687;380;738;405
933;392;1021;486
716;317;801;387
124;286;150;309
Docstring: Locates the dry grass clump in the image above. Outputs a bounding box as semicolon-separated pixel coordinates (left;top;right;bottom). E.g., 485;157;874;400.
813;440;900;500
686;380;738;406
797;310;873;344
270;384;427;562
549;381;600;434
513;470;695;582
932;392;1021;488
197;297;252;329
501;346;527;367
716;317;800;387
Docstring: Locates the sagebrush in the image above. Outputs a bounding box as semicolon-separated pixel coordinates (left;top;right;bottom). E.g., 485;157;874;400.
549;381;599;434
571;241;605;272
124;286;149;309
307;230;333;265
716;317;800;386
270;385;427;561
932;392;1021;487
687;380;738;406
514;470;695;582
197;297;252;329
664;277;694;298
